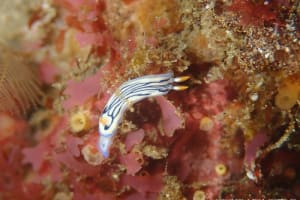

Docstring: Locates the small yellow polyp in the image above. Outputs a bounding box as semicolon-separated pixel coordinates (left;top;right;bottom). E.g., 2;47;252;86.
193;190;206;200
70;112;90;133
199;116;214;132
215;163;227;176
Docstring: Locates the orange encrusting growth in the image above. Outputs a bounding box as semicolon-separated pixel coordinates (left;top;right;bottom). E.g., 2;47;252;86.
275;75;300;110
136;0;183;35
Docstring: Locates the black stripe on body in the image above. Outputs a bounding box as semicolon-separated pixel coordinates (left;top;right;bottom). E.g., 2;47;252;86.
101;84;172;133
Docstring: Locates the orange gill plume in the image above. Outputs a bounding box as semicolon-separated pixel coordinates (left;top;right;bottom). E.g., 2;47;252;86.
0;44;43;114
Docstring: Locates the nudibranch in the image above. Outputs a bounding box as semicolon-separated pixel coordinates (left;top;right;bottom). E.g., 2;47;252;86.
98;72;189;158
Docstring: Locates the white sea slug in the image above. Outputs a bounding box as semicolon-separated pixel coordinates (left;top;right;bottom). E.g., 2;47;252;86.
98;72;189;158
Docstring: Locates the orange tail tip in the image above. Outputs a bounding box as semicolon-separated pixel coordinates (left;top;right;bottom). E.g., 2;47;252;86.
173;85;189;91
174;76;190;83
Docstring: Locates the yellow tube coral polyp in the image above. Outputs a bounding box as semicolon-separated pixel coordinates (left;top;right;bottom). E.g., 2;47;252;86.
199;116;214;132
215;163;227;176
193;190;205;200
70;111;90;133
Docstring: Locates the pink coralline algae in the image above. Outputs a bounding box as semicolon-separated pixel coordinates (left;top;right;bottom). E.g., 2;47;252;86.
76;32;104;47
228;0;288;26
167;80;243;197
1;0;300;199
39;59;60;84
156;96;184;137
63;69;104;109
120;151;144;175
125;129;145;152
121;173;164;196
244;131;269;172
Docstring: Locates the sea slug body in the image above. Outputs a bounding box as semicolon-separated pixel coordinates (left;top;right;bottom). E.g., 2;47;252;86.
98;72;189;158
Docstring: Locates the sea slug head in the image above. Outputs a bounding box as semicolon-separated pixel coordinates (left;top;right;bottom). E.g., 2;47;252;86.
98;109;120;158
98;113;115;137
